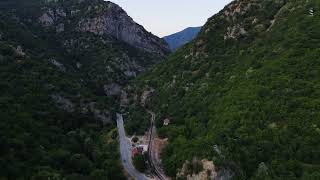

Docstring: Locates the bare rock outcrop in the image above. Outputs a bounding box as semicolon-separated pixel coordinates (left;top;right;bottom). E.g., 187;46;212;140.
51;94;75;113
177;159;217;180
140;88;155;106
38;0;170;55
204;0;287;41
49;58;66;72
177;159;233;180
104;83;121;96
77;2;170;55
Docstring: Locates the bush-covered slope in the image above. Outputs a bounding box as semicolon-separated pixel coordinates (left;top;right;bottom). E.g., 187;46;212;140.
0;22;125;180
0;0;168;179
131;0;320;179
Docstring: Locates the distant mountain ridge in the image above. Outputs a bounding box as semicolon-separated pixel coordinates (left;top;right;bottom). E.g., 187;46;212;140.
163;26;201;51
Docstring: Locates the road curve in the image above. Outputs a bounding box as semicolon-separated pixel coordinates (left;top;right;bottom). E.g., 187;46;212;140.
116;113;148;180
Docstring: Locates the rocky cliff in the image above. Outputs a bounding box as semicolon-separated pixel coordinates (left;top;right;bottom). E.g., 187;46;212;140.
36;0;170;55
78;1;170;55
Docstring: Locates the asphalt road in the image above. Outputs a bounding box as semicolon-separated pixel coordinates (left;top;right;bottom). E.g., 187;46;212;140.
116;113;148;180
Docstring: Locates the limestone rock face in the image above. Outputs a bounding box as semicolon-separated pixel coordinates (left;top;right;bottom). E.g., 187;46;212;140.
49;58;66;72
38;9;55;27
177;159;233;180
38;0;170;55
204;0;287;41
51;94;75;113
38;8;66;27
140;88;155;106
15;46;26;57
104;83;121;96
177;159;217;180
77;2;169;55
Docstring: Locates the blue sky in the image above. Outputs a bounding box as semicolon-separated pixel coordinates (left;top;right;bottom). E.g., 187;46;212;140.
108;0;233;37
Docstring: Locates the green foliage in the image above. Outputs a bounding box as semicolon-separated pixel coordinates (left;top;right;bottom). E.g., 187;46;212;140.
0;0;161;179
0;0;165;178
31;167;61;180
133;154;147;172
132;136;139;143
125;104;150;135
89;169;107;180
192;159;203;174
132;0;320;179
302;171;320;180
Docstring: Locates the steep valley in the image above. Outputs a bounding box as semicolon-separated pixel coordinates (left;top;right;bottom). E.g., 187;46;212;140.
1;0;320;179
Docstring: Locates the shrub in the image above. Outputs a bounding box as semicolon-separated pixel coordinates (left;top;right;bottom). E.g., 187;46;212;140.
133;154;147;172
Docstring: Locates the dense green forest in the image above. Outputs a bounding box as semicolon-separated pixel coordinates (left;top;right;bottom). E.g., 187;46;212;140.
131;0;320;179
0;20;126;180
0;37;126;180
0;0;166;179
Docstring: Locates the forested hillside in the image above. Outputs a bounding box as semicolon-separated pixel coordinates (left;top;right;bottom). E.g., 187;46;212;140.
130;0;320;179
0;0;168;179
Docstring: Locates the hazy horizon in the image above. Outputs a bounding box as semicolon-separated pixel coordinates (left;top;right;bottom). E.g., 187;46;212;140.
108;0;233;37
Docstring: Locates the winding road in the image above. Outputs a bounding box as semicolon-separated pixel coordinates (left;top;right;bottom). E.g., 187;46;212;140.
117;112;168;180
116;113;148;180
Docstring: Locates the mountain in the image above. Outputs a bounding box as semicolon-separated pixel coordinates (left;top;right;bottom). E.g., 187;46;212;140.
163;26;201;51
0;0;169;179
130;0;320;179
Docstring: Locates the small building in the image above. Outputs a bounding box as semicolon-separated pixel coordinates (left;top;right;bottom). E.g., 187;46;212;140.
138;145;148;153
132;145;148;157
163;118;170;126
